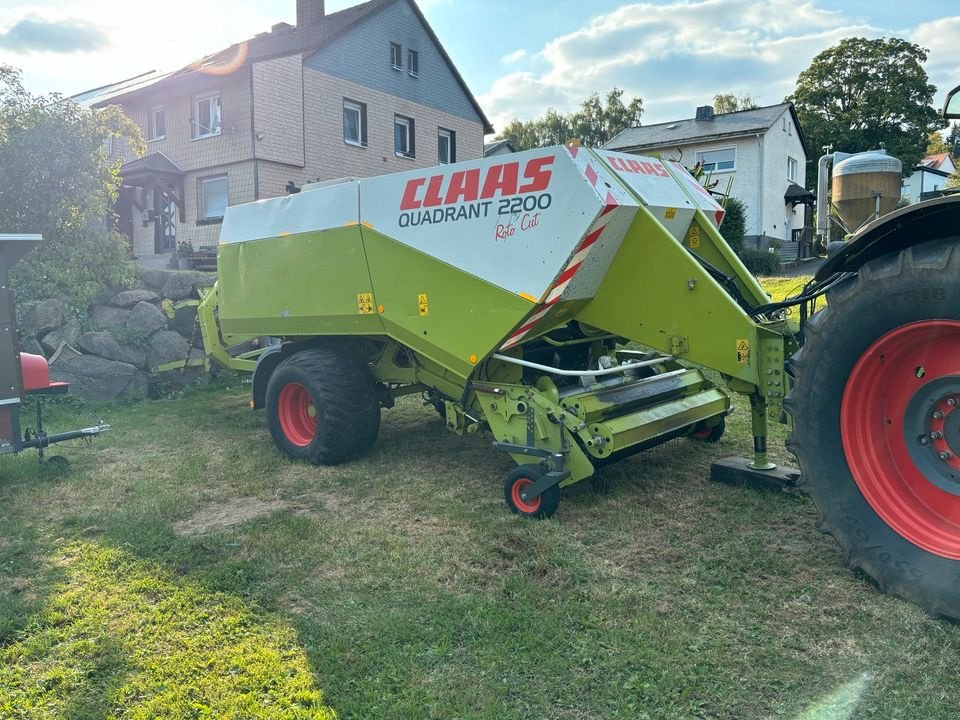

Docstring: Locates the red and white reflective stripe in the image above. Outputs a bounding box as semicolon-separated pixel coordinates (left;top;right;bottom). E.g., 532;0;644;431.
500;146;623;351
500;221;608;350
544;225;603;303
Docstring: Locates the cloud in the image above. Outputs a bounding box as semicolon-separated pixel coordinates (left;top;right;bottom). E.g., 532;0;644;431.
0;16;109;54
479;0;956;134
911;16;960;103
501;48;527;64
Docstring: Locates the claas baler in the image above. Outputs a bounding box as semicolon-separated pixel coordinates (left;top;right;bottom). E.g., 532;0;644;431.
199;144;792;519
198;137;960;619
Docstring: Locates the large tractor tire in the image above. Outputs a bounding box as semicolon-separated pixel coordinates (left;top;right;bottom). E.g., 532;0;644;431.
265;346;380;465
786;238;960;619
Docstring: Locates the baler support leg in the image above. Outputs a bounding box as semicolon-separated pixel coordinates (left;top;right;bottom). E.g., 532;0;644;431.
749;394;776;471
710;394;801;492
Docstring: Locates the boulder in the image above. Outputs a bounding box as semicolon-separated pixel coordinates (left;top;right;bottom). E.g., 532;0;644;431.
126;301;167;337
39;317;82;355
147;330;190;368
77;331;147;369
170;305;199;340
140;268;172;290
111;289;159;308
92;305;131;330
160;271;216;300
21;299;64;335
50;347;147;402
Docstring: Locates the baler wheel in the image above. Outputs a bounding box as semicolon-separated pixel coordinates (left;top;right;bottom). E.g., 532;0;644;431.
265;347;380;465
786;238;960;619
504;464;560;519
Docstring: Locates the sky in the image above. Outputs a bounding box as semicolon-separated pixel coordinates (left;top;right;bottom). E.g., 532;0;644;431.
0;0;956;135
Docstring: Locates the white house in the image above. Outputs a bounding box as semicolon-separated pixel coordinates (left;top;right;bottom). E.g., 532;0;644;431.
604;103;811;251
902;153;956;205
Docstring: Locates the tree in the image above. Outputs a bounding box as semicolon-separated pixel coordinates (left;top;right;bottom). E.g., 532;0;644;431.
788;37;944;181
496;87;643;151
0;66;144;312
948;169;960;189
713;93;759;114
926;130;949;156
947;122;960;158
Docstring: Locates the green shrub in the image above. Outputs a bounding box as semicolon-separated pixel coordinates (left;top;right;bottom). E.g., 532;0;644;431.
719;197;748;253
739;249;782;276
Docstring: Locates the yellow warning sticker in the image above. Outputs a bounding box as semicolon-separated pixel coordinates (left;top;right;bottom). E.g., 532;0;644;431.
736;338;750;364
689;225;701;249
665;207;677;220
418;293;429;317
357;292;374;314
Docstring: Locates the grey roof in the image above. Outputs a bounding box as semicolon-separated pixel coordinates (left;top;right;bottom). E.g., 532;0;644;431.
484;139;515;155
604;103;809;158
71;0;492;132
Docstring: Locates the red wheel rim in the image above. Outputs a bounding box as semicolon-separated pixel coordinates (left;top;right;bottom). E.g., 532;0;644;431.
510;477;541;514
277;382;317;447
841;320;960;558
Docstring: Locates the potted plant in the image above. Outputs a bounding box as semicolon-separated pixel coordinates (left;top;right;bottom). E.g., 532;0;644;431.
176;240;194;270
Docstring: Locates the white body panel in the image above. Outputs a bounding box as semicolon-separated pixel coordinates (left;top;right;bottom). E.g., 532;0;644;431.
358;147;640;301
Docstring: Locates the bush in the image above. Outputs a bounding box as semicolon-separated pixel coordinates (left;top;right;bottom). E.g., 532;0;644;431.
739;249;781;276
719;197;748;253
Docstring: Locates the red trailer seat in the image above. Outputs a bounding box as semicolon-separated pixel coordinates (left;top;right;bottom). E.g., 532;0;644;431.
20;353;69;394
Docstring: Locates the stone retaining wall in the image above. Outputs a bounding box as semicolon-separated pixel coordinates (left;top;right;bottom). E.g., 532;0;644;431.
17;270;216;402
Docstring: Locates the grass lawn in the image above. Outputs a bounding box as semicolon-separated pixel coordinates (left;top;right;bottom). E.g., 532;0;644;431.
2;276;959;719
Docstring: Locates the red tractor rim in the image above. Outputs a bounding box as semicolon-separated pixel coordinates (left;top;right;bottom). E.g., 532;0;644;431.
841;320;960;559
510;477;542;514
278;382;317;447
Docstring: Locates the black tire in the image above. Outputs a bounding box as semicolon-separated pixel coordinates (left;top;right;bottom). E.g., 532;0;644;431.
786;238;960;619
689;417;725;443
265;346;380;465
503;464;560;519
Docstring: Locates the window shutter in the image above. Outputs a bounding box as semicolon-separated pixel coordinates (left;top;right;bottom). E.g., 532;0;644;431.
361;104;368;146
409;118;416;157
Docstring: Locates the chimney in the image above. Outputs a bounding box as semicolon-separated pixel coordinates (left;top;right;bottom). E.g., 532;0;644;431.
695;105;715;121
296;0;325;28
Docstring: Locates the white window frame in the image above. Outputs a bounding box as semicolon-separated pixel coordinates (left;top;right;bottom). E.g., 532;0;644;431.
343;100;365;147
193;91;221;139
390;42;402;70
407;49;419;77
148;104;165;141
394;115;413;158
438;128;454;165
787;156;798;182
695;146;736;173
199;174;228;221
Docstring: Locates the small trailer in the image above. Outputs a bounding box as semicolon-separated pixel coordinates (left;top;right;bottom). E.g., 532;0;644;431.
0;234;108;462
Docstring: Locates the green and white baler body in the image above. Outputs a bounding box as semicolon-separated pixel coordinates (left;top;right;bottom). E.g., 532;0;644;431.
200;145;791;515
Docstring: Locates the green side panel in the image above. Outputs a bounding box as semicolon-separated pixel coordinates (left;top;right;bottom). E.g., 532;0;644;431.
361;229;536;380
575;207;765;385
216;227;385;337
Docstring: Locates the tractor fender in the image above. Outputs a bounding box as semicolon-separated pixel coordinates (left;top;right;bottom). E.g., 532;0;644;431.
814;194;960;282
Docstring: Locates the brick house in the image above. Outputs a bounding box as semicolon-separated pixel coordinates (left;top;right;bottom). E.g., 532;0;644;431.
604;103;811;253
73;0;492;265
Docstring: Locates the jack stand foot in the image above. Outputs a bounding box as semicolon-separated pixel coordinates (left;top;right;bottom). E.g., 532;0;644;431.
711;456;802;493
